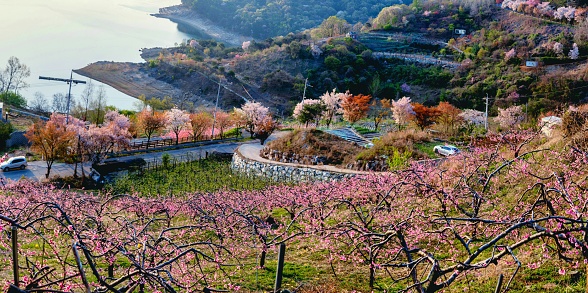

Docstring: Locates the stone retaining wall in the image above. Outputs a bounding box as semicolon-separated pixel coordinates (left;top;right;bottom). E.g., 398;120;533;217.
231;150;359;183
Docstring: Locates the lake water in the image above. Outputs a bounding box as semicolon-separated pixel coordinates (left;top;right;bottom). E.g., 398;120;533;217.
0;0;199;110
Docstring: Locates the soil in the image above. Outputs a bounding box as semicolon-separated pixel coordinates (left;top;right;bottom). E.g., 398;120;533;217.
74;61;183;101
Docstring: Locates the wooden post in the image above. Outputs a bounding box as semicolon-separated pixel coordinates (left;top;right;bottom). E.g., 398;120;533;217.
494;274;503;293
274;243;286;293
11;225;18;287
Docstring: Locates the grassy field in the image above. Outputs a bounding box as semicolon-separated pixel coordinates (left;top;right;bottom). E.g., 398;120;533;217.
105;156;282;196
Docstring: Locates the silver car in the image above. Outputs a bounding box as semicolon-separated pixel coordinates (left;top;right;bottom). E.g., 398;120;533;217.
433;145;460;156
1;156;27;171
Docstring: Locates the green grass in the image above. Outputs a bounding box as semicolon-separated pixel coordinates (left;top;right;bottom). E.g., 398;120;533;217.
105;156;281;196
414;141;442;159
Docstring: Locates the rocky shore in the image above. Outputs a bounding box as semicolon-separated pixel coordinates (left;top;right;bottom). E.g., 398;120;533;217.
152;5;249;47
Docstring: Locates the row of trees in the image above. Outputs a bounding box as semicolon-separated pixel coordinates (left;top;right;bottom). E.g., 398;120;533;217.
24;100;279;179
3;131;588;292
292;89;488;135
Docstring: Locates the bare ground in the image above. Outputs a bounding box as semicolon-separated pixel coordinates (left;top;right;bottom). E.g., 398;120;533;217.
74;61;183;100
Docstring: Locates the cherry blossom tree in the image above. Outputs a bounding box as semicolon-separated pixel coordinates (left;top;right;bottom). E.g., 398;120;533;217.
319;89;348;128
166;108;191;145
391;96;415;129
253;115;278;145
459;109;485;126
553;42;564;56
504;48;516;61
83;111;132;164
496;105;526;129
235;101;270;138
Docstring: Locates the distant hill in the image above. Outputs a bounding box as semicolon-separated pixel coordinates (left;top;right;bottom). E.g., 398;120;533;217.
180;0;411;38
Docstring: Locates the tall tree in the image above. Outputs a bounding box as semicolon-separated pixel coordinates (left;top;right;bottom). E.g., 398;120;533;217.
319;89;348;128
25;113;76;178
235;101;269;138
368;98;391;131
214;111;232;139
166;108;191;145
80;80;95;121
411;102;440;130
137;109;167;148
435;101;462;134
52;93;69;113
253;115;278;145
0;56;30;94
190;111;213;141
30;92;50;113
341;94;371;124
391;96;415;129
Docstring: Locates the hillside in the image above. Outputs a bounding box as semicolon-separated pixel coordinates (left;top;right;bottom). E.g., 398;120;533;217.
179;0;412;38
76;0;588;119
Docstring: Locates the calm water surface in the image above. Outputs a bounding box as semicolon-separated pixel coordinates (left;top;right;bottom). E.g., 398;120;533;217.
0;0;197;110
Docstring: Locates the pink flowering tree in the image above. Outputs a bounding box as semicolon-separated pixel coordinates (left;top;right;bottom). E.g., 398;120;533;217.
504;48;516;61
235;101;270;138
391;96;415;129
496;105;526;129
459;109;485;126
166;108;191;145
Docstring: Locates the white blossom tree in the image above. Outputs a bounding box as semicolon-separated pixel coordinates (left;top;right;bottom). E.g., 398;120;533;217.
319;89;349;128
391;96;415;129
459;109;485;126
496;105;526;129
235;101;270;138
569;43;580;60
166;108;191;145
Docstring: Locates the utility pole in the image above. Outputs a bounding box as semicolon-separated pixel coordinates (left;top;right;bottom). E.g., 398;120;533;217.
210;79;222;140
484;93;489;131
39;71;86;124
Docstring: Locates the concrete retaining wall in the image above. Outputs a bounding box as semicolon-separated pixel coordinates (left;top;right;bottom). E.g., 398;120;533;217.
231;149;359;183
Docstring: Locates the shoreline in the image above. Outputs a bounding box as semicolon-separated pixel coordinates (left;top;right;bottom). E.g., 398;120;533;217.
152;5;251;47
74;61;182;100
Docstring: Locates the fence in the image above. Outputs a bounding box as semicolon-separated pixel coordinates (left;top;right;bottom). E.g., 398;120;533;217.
126;133;240;152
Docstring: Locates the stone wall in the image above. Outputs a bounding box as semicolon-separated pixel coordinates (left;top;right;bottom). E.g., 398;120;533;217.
6;131;28;149
231;150;359;183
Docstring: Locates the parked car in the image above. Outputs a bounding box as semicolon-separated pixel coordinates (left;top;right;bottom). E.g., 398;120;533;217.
1;156;27;171
433;145;460;156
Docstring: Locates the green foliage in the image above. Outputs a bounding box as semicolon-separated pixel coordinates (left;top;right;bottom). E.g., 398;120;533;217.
161;153;171;169
0;92;27;108
148;59;159;68
298;103;327;126
324;55;342;70
106;157;279;196
386;147;412;170
182;0;404;38
0;120;13;150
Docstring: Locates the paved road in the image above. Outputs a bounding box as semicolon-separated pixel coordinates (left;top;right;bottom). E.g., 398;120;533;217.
0;161;93;182
1;139;259;183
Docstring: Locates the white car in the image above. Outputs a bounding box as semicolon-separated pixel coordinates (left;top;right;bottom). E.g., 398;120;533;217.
1;156;27;171
433;145;460;156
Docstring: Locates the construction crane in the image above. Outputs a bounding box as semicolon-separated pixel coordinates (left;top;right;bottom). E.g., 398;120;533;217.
39;71;86;123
